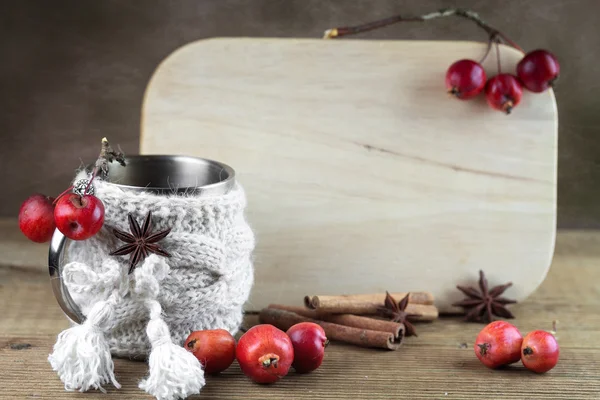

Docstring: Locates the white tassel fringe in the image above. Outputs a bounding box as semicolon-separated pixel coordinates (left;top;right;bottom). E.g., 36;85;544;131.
135;255;205;400
48;299;120;392
139;302;205;400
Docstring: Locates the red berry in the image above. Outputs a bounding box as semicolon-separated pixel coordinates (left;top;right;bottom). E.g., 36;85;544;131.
54;194;105;241
521;330;559;373
236;324;294;384
184;329;236;374
474;321;523;369
445;59;487;100
485;74;523;114
18;194;56;243
517;50;560;93
286;322;328;373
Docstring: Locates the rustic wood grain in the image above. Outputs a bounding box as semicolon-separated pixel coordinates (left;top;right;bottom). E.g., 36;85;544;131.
1;231;599;399
141;38;558;312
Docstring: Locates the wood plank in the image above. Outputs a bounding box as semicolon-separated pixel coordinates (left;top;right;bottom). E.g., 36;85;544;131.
1;335;599;399
141;38;558;312
1;231;599;399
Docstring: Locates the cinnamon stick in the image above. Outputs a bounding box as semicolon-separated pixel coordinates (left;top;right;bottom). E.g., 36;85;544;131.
259;308;403;350
304;292;437;319
404;303;439;321
268;304;404;339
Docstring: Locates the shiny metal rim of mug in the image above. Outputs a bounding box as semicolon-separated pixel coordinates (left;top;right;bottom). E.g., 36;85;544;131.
95;154;236;195
49;155;237;324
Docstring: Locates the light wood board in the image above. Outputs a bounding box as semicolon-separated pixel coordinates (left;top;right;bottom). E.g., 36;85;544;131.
2;231;598;399
140;38;558;312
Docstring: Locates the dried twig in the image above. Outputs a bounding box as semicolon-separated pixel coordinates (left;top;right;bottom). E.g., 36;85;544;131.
84;137;126;194
324;8;525;54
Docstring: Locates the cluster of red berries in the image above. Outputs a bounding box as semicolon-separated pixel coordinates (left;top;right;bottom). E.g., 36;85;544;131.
18;181;105;243
445;49;560;114
185;322;327;383
475;321;559;373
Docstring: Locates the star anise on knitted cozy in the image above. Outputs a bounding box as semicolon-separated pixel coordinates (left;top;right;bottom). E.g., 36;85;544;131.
452;270;517;323
378;291;418;337
109;211;171;274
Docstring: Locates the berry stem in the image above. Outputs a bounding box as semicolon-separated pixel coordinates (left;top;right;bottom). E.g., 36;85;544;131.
495;31;525;54
495;39;502;74
52;185;74;205
550;319;558;336
323;8;525;54
83;167;98;196
323;15;422;38
478;36;494;64
82;164;107;196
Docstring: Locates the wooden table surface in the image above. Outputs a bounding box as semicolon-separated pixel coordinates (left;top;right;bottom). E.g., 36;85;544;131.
1;226;599;399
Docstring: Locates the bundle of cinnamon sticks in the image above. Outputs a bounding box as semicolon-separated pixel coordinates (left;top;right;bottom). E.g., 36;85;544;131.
259;292;438;351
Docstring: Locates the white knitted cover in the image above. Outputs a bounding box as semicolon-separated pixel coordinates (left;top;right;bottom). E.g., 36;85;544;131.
49;173;254;399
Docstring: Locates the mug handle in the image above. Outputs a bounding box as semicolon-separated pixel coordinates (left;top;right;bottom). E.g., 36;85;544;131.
48;229;86;324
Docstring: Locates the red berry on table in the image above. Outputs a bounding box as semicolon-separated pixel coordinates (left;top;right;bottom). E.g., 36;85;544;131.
18;194;56;243
184;329;236;374
236;324;294;384
485;74;523;114
54;194;105;241
286;322;328;373
445;59;487;100
521;330;559;373
517;49;560;93
474;321;523;369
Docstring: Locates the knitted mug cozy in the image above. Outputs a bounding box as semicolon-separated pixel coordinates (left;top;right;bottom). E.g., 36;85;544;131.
48;172;255;400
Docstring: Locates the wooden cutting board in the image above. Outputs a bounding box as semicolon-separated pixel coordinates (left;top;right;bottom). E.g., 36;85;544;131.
140;38;557;312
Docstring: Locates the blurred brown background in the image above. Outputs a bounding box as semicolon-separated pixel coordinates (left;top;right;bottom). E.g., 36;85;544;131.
1;0;598;227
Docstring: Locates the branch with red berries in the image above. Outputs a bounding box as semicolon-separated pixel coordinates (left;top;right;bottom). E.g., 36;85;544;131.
18;138;125;243
323;8;559;114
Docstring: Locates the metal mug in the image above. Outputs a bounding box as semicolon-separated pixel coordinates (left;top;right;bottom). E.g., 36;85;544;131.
48;155;236;324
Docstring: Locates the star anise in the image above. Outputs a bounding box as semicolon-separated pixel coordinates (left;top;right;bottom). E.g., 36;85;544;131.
109;211;171;274
378;291;418;337
453;270;517;323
